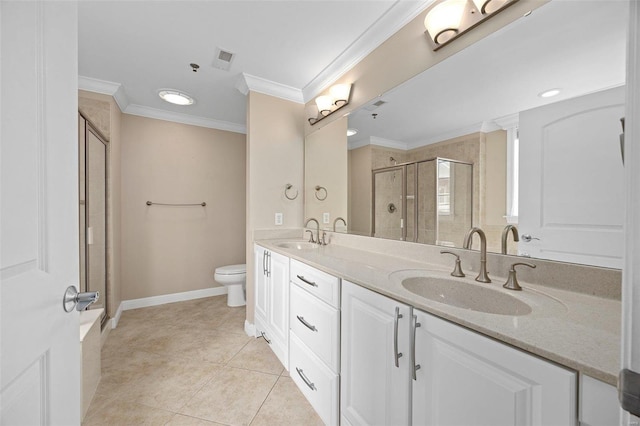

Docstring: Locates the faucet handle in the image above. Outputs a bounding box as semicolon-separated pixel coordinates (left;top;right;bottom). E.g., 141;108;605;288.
503;262;536;291
305;229;316;243
440;250;465;278
321;231;328;246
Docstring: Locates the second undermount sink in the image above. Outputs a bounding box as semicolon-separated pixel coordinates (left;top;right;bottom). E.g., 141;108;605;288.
275;241;320;250
400;275;532;316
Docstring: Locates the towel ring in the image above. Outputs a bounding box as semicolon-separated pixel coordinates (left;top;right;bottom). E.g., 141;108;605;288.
285;183;298;200
315;185;328;201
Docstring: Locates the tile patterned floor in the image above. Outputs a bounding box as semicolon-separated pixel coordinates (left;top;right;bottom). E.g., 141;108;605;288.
83;296;323;426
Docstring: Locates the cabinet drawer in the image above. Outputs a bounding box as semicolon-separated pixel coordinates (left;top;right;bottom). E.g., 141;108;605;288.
290;259;340;308
290;284;340;372
290;333;339;426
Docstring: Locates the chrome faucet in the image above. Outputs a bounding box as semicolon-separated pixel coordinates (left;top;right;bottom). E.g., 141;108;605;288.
305;218;320;244
333;217;347;232
501;225;519;255
463;227;491;283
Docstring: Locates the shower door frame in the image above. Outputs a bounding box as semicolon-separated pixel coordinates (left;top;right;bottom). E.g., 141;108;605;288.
79;113;109;325
371;157;473;245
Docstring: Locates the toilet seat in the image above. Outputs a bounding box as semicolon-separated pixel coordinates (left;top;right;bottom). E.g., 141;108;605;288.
215;264;246;276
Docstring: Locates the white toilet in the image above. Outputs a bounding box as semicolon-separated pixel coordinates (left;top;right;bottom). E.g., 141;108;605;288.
214;264;246;307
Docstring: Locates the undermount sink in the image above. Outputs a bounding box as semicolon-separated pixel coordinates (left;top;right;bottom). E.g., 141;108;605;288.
400;275;532;316
275;241;320;250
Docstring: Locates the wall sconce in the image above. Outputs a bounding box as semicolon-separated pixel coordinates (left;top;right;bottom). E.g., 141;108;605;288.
423;0;518;50
307;83;352;125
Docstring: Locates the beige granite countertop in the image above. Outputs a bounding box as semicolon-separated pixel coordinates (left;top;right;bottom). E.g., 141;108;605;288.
256;238;621;386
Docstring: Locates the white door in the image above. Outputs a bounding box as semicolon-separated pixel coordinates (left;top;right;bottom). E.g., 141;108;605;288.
340;281;411;426
1;2;80;424
519;86;625;268
412;309;576;426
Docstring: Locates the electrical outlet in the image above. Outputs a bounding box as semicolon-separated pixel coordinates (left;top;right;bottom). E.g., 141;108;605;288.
323;213;330;224
275;213;283;226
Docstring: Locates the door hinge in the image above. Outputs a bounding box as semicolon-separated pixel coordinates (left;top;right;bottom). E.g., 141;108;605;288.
620;368;640;416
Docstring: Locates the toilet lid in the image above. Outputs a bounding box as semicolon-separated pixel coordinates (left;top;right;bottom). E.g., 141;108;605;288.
216;264;246;275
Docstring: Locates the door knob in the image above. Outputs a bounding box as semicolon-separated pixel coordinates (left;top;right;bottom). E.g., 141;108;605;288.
63;285;99;312
521;234;540;242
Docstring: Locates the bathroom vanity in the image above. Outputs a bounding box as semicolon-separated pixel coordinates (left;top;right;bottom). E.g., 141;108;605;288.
253;235;621;426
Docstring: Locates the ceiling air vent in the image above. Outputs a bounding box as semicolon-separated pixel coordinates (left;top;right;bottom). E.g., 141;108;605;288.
364;100;387;111
213;48;235;71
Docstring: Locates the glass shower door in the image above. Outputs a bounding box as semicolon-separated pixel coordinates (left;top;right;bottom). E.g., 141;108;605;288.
372;166;405;240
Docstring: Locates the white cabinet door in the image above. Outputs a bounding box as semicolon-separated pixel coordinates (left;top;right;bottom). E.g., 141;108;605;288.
254;245;268;326
268;251;289;368
412;309;577;426
341;281;411;426
1;2;81;423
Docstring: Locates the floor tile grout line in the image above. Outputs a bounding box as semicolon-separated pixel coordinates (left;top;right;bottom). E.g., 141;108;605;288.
247;373;282;426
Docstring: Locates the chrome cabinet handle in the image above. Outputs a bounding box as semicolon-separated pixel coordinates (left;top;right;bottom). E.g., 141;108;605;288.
63;285;99;312
411;314;421;380
297;315;318;332
394;307;403;368
262;250;267;276
296;275;318;287
521;234;540;242
296;367;316;391
266;252;271;277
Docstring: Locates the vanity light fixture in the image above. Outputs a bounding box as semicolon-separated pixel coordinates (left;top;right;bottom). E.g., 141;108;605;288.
158;89;195;106
538;88;561;98
423;0;519;50
347;128;358;137
307;83;353;125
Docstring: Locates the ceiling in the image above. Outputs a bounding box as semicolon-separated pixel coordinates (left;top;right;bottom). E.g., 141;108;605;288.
348;0;628;149
78;0;431;133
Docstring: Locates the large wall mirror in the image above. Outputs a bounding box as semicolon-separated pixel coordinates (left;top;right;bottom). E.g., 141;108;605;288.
305;0;627;269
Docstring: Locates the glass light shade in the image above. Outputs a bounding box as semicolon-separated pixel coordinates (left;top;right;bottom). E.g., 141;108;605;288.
424;0;467;45
330;84;351;107
471;0;508;14
315;95;334;116
158;90;194;105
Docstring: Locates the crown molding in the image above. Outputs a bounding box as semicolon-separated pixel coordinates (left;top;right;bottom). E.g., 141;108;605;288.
302;0;434;102
493;113;520;129
78;75;130;112
236;73;304;104
125;104;246;134
370;136;410;150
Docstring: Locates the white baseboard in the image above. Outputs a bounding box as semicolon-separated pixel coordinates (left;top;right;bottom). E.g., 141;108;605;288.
244;320;256;338
111;302;124;329
120;287;227;311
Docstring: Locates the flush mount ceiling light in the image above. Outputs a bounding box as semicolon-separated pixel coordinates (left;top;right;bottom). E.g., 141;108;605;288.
347;128;358;137
538;88;561;98
158;89;195;106
424;0;519;50
307;83;353;125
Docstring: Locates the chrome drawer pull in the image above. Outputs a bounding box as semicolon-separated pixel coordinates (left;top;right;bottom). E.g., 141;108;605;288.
296;275;318;287
296;367;316;391
297;315;318;332
394;307;403;368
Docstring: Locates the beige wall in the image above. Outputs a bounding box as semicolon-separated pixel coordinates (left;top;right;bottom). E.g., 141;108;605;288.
120;114;246;300
79;90;122;319
246;92;305;323
305;116;348;230
348;145;372;236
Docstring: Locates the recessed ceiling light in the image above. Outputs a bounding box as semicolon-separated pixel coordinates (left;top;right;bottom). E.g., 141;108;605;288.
158;89;195;106
538;88;561;98
347;128;358;137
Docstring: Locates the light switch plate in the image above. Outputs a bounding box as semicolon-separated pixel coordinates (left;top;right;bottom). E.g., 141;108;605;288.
275;213;283;226
323;212;330;224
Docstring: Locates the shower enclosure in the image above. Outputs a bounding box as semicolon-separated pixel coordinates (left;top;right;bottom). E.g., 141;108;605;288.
78;113;108;324
372;158;473;247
